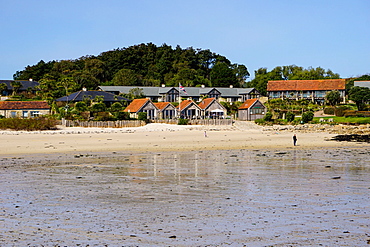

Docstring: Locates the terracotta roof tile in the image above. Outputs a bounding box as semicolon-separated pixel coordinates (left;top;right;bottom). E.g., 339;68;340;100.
267;79;346;91
154;102;171;110
198;98;215;110
124;99;149;113
238;98;258;110
178;100;193;110
0;101;50;110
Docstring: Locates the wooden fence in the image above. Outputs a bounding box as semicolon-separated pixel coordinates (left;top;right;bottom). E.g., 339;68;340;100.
151;119;233;125
59;119;145;128
58;118;233;128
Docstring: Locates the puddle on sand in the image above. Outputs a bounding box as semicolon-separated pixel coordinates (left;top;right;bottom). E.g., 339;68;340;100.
1;148;369;246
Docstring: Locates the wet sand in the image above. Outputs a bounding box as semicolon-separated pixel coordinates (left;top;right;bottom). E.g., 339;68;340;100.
1;124;370;246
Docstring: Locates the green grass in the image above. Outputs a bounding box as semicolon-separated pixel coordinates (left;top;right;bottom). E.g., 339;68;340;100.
313;116;370;124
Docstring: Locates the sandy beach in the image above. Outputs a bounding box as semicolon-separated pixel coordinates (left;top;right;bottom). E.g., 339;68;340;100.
1;123;370;246
0;122;368;156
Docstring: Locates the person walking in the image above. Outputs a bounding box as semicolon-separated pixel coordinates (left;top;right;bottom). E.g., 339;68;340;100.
293;134;297;146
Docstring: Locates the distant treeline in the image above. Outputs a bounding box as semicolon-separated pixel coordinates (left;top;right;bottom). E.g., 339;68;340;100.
13;43;249;97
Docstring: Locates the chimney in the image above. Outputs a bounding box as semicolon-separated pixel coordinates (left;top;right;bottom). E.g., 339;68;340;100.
29;78;33;81
161;84;165;87
229;85;233;88
201;84;205;88
82;87;87;91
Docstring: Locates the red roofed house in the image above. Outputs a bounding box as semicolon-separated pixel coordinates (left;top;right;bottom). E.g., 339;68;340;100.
198;98;227;118
0;101;50;118
238;98;266;121
153;102;177;119
178;100;202;119
124;98;158;119
267;79;346;104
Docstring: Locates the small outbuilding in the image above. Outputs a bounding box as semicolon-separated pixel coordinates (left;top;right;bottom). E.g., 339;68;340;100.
178;100;202;119
238;98;266;121
124;98;159;119
154;102;177;119
198;98;227;118
0;101;50;118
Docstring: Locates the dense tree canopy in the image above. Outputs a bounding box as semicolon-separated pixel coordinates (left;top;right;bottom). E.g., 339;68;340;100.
349;86;370;111
325;90;342;106
247;65;340;96
14;43;249;101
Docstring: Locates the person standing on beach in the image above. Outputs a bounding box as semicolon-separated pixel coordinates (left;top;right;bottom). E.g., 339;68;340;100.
293;134;297;146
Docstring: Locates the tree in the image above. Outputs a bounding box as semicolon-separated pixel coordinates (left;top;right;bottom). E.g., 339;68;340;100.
301;111;314;123
10;81;22;96
90;102;106;113
124;88;145;100
325;90;341;106
210;62;237;87
112;68;140;86
0;83;8;95
286;111;295;122
232;64;250;87
74;101;88;112
349;86;370;111
110;102;123;112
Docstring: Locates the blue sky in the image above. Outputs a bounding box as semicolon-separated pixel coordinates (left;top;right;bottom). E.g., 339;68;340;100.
0;0;369;80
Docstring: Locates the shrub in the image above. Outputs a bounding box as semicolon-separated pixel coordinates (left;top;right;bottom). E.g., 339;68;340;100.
335;107;345;117
254;118;265;125
286;111;295;122
301;111;314;123
263;112;273;122
324;107;335;115
138;112;147;121
0;117;57;131
178;118;189;125
114;111;130;120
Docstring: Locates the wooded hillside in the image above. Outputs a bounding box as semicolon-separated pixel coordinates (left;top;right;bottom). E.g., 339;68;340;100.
14;43;250;95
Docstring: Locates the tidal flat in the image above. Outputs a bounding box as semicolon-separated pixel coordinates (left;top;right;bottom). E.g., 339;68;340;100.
1;147;369;246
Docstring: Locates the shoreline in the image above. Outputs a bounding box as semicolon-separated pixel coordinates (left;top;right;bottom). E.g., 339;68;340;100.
1;123;369;156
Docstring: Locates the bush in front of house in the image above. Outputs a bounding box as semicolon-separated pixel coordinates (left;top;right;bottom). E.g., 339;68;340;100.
137;112;147;121
178;118;189;125
301;111;314;123
0;117;57;131
286;111;295;122
263;112;273;122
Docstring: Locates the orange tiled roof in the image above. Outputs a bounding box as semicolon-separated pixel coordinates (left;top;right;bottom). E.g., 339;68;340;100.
238;98;258;110
198;98;215;110
123;98;149;113
154;102;171;110
178;100;193;110
267;79;346;91
0;101;50;110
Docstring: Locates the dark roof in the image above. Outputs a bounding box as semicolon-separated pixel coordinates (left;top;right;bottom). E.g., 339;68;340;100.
0;101;49;110
55;91;130;102
0;80;39;90
98;86;259;98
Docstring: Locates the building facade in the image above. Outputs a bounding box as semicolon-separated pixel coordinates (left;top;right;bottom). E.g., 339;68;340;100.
0;101;50;118
267;79;346;104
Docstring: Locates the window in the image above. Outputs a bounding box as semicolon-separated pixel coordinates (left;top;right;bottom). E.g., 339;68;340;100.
23;111;29;118
11;111;17;118
30;111;40;117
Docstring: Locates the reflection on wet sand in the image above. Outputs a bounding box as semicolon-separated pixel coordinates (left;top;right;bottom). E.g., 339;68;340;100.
1;147;369;246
